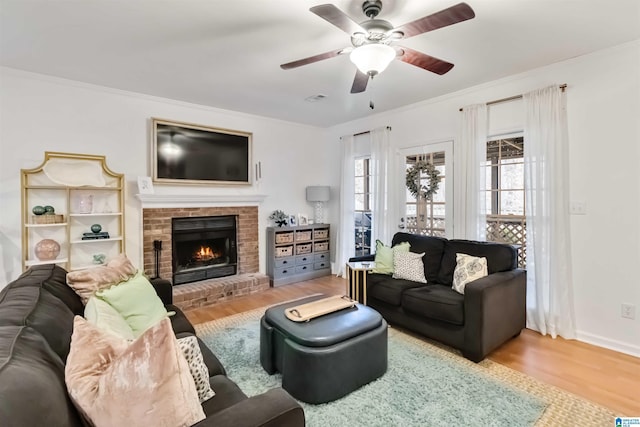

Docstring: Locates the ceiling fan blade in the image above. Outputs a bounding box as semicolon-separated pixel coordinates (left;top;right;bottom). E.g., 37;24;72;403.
350;70;369;94
397;47;454;75
310;4;367;36
391;2;475;39
280;48;346;70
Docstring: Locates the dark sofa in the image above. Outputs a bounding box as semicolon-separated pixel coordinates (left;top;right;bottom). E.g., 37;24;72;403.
351;232;526;362
0;264;304;427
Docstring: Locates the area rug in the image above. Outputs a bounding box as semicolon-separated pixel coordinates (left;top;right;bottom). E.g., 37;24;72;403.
196;307;615;427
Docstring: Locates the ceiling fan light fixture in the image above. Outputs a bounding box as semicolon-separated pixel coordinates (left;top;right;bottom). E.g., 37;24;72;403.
349;44;395;76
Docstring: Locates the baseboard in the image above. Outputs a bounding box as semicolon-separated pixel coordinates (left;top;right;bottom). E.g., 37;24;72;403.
576;330;640;358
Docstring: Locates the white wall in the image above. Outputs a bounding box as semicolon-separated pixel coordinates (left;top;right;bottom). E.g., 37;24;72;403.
0;69;341;286
2;40;638;356
325;40;640;356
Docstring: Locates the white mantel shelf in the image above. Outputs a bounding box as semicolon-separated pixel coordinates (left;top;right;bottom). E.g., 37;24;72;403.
136;193;267;208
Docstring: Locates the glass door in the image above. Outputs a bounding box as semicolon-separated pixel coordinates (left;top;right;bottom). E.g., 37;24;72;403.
399;141;453;238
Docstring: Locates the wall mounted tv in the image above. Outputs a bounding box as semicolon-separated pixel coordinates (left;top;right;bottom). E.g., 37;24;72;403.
151;118;252;185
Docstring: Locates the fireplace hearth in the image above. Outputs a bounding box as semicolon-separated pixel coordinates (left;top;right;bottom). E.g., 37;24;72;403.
172;215;237;285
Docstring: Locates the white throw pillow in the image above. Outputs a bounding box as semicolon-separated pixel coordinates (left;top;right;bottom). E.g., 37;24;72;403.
392;252;427;283
84;296;135;341
452;253;488;294
177;336;215;403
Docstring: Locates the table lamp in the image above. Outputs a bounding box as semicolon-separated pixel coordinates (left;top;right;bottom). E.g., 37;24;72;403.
306;186;330;224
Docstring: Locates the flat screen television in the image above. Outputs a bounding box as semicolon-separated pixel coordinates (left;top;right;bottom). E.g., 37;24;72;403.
151;118;252;185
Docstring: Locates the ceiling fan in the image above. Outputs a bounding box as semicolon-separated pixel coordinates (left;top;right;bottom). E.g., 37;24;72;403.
281;1;475;93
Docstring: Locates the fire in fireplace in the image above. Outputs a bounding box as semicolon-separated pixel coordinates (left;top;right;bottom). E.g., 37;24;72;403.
172;215;238;285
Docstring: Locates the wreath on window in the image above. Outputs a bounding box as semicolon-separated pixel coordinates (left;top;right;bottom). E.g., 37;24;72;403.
405;160;441;200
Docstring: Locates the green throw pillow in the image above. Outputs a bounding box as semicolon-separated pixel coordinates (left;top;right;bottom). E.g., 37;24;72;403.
372;240;411;274
96;270;168;338
84;296;135;341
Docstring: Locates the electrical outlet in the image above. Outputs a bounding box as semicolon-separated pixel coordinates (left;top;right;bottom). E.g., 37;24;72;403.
621;303;636;320
570;201;587;215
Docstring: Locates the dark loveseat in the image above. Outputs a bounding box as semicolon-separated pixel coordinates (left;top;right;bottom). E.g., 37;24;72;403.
0;264;304;427
351;232;526;362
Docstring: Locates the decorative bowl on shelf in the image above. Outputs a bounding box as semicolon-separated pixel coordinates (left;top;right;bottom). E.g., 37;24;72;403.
34;239;61;261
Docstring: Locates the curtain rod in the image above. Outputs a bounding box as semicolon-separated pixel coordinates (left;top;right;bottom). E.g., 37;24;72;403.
458;84;567;112
353;126;392;137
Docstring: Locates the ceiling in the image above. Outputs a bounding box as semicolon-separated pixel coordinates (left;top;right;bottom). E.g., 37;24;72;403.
1;0;639;127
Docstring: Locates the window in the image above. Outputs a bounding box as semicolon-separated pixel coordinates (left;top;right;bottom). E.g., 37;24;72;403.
484;137;526;267
405;152;447;237
354;157;372;256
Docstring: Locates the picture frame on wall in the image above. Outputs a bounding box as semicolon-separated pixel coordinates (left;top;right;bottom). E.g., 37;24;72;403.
137;176;154;194
151;118;252;185
298;213;308;226
289;215;297;227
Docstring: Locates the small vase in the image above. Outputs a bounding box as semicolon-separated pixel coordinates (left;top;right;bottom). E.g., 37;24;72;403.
77;195;93;214
34;239;61;261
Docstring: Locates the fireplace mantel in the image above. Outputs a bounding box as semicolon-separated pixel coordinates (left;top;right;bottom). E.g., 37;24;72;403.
137;193;267;208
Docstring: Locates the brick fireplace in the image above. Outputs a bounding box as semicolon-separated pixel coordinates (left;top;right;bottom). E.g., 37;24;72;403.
141;205;269;311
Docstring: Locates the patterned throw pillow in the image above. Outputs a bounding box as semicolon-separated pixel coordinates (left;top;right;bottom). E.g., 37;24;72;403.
452;253;488;294
177;336;215;403
372;240;411;274
392;251;427;283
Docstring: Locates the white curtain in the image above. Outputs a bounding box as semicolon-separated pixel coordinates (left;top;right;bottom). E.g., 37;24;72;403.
370;126;396;244
523;85;576;339
335;135;355;277
455;104;487;240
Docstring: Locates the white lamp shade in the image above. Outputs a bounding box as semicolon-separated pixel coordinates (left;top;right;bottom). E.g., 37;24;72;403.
349;44;396;75
306;186;330;202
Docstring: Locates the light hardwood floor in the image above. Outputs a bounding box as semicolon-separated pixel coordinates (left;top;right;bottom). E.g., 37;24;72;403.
185;275;640;416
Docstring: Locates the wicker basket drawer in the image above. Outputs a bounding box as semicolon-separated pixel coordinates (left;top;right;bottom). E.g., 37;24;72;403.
296;230;312;241
314;241;329;252
275;232;294;244
296;243;312;255
313;228;329;239
275;245;293;258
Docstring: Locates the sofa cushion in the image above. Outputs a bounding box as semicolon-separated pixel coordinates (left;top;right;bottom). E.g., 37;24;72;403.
367;273;427;306
437;239;517;285
392;251;427;283
201;375;248;417
372;240;410;274
392;232;447;283
0;285;75;361
65;317;205;427
177;335;216;402
96;270;169;337
0;326;84;427
176;332;227;377
402;285;465;325
452;253;488;294
84;296;135;340
66;254;137;304
1;264;84;315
